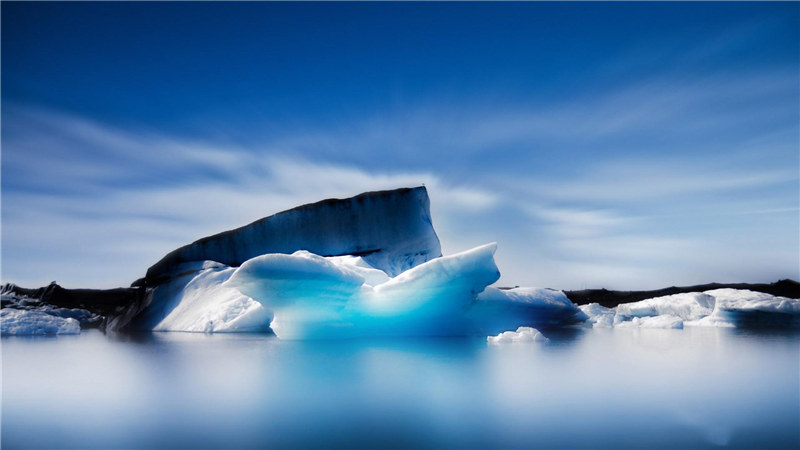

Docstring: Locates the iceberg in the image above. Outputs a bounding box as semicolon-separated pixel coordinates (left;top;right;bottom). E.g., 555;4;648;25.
226;243;501;339
1;308;81;335
118;187;445;334
487;326;549;344
144;187;441;285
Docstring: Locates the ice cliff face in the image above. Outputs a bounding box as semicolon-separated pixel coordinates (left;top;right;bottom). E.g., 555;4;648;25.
145;187;441;284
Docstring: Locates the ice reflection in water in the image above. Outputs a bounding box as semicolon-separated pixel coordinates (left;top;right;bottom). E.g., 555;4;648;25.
2;328;798;449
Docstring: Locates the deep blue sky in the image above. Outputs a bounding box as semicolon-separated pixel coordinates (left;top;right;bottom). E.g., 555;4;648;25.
2;2;798;289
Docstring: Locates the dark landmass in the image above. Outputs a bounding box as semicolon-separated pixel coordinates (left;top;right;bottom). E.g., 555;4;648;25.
1;282;148;330
564;279;800;308
1;282;145;316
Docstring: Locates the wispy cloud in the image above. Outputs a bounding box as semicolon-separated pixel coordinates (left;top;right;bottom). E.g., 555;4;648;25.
2;40;797;290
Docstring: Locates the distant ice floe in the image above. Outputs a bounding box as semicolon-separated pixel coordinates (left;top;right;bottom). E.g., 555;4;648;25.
1;308;80;335
581;289;800;329
579;303;616;328
487;326;549;344
616;292;714;322
1;289;102;335
615;315;684;329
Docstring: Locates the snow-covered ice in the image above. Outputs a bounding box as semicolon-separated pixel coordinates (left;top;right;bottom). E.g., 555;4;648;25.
487;326;549;344
132;261;272;333
615;314;684;329
705;288;800;314
579;303;616;328
615;292;714;322
1;309;81;335
686;289;800;328
583;289;799;329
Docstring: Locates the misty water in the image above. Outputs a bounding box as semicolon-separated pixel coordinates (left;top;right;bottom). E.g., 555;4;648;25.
3;328;799;449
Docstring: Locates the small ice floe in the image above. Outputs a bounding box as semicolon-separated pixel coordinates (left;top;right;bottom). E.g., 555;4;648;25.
615;314;684;329
487;326;549;344
579;303;616;328
1;309;81;335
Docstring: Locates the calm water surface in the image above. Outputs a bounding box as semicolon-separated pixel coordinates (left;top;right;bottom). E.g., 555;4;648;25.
2;328;799;449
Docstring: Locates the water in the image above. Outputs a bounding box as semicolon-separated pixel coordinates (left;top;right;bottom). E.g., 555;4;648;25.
2;328;799;449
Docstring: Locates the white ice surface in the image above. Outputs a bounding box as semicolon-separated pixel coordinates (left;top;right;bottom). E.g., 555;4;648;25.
325;254;391;286
487;326;549;344
586;289;800;329
471;287;588;335
227;243;501;339
685;289;800;328
615;292;714;322
579;303;616;328
1;309;80;335
138;261;272;333
704;288;800;314
615;314;684;329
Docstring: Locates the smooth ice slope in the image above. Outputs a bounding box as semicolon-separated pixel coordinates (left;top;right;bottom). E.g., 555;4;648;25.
146;187;441;284
471;287;588;334
1;309;80;335
226;243;501;339
132;261;271;333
